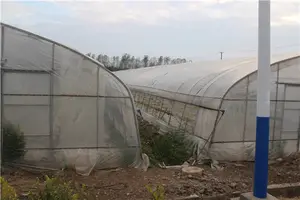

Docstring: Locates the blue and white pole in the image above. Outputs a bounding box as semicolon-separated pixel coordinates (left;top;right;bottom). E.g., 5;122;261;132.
253;0;271;198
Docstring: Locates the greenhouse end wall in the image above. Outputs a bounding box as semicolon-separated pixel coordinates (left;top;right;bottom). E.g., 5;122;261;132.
0;23;142;175
210;56;300;161
115;54;300;161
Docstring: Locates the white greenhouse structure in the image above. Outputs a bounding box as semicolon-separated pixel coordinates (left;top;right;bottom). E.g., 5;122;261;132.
115;53;300;161
0;23;141;175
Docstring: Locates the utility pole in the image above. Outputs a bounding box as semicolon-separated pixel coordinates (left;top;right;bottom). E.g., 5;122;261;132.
253;0;271;199
219;52;224;60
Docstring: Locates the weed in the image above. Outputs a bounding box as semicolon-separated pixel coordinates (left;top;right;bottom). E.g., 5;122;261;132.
0;177;18;200
146;184;165;200
27;175;89;200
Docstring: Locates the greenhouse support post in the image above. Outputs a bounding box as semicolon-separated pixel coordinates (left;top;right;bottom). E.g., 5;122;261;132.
253;0;271;199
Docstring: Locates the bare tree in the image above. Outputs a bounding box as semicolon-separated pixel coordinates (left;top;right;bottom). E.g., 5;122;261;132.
87;52;191;71
149;57;158;67
143;55;149;67
164;56;170;65
120;53;131;69
158;56;163;65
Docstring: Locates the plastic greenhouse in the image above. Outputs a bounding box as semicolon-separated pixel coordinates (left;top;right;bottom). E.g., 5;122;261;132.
115;53;300;161
0;23;141;175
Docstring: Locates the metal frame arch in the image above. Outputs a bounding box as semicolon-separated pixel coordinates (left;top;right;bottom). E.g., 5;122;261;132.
208;55;300;150
0;23;142;153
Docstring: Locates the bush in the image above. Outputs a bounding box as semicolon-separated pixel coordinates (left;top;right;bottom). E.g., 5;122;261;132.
0;177;18;200
151;132;192;165
2;122;26;163
27;175;89;200
138;116;192;166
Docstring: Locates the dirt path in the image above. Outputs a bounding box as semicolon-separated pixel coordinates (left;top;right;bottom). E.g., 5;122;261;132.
3;153;300;200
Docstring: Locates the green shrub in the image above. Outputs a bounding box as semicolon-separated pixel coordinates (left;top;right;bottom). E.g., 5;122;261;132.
138;116;192;165
2;122;26;163
0;177;18;200
139;122;161;165
151;132;192;165
27;175;89;200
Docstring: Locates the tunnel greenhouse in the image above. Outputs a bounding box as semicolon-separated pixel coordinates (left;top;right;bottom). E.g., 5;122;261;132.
115;53;300;161
0;23;142;175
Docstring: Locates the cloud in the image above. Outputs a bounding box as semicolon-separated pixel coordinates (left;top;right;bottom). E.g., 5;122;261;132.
186;0;300;26
2;0;299;27
1;1;34;24
54;1;179;25
51;0;299;27
1;0;298;59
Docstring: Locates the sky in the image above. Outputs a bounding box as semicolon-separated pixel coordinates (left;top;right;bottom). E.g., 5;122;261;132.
1;0;300;61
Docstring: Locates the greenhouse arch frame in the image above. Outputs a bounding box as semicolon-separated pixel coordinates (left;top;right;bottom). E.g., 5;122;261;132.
0;23;142;175
209;55;300;146
115;53;300;161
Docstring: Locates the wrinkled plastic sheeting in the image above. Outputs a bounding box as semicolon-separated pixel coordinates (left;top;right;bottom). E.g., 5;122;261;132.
61;149;100;176
115;54;299;109
1;24;142;174
209;140;295;161
61;149;142;176
20;148;142;175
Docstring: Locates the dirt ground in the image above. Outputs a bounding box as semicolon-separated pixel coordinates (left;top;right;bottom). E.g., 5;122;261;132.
3;153;300;200
3;118;300;199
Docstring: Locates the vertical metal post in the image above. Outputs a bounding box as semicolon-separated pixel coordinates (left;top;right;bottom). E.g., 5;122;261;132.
146;94;151;112
271;64;280;149
49;44;54;151
167;100;174;125
297;111;300;152
242;76;250;141
253;0;271;198
96;66;99;148
279;85;287;141
179;104;187;130
141;93;147;110
0;26;4;165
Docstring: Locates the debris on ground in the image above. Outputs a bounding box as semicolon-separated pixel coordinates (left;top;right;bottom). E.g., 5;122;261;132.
158;161;189;169
181;166;204;175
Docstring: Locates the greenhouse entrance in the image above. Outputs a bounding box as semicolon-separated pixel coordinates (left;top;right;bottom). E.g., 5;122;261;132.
281;84;300;152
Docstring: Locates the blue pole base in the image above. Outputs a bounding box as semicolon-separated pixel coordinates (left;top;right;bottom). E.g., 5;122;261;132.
253;116;270;198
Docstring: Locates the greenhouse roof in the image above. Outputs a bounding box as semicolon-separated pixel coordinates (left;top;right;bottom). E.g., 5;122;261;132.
115;53;300;104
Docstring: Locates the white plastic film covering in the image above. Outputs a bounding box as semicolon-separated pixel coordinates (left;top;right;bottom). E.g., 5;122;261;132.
116;52;300;161
1;23;141;175
214;100;246;142
116;53;299;109
116;58;257;109
210;56;300;160
3;26;53;71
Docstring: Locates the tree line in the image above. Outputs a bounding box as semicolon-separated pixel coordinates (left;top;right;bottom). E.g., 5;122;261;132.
86;53;192;71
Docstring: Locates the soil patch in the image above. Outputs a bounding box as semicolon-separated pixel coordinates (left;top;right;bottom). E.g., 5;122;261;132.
3;118;300;199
